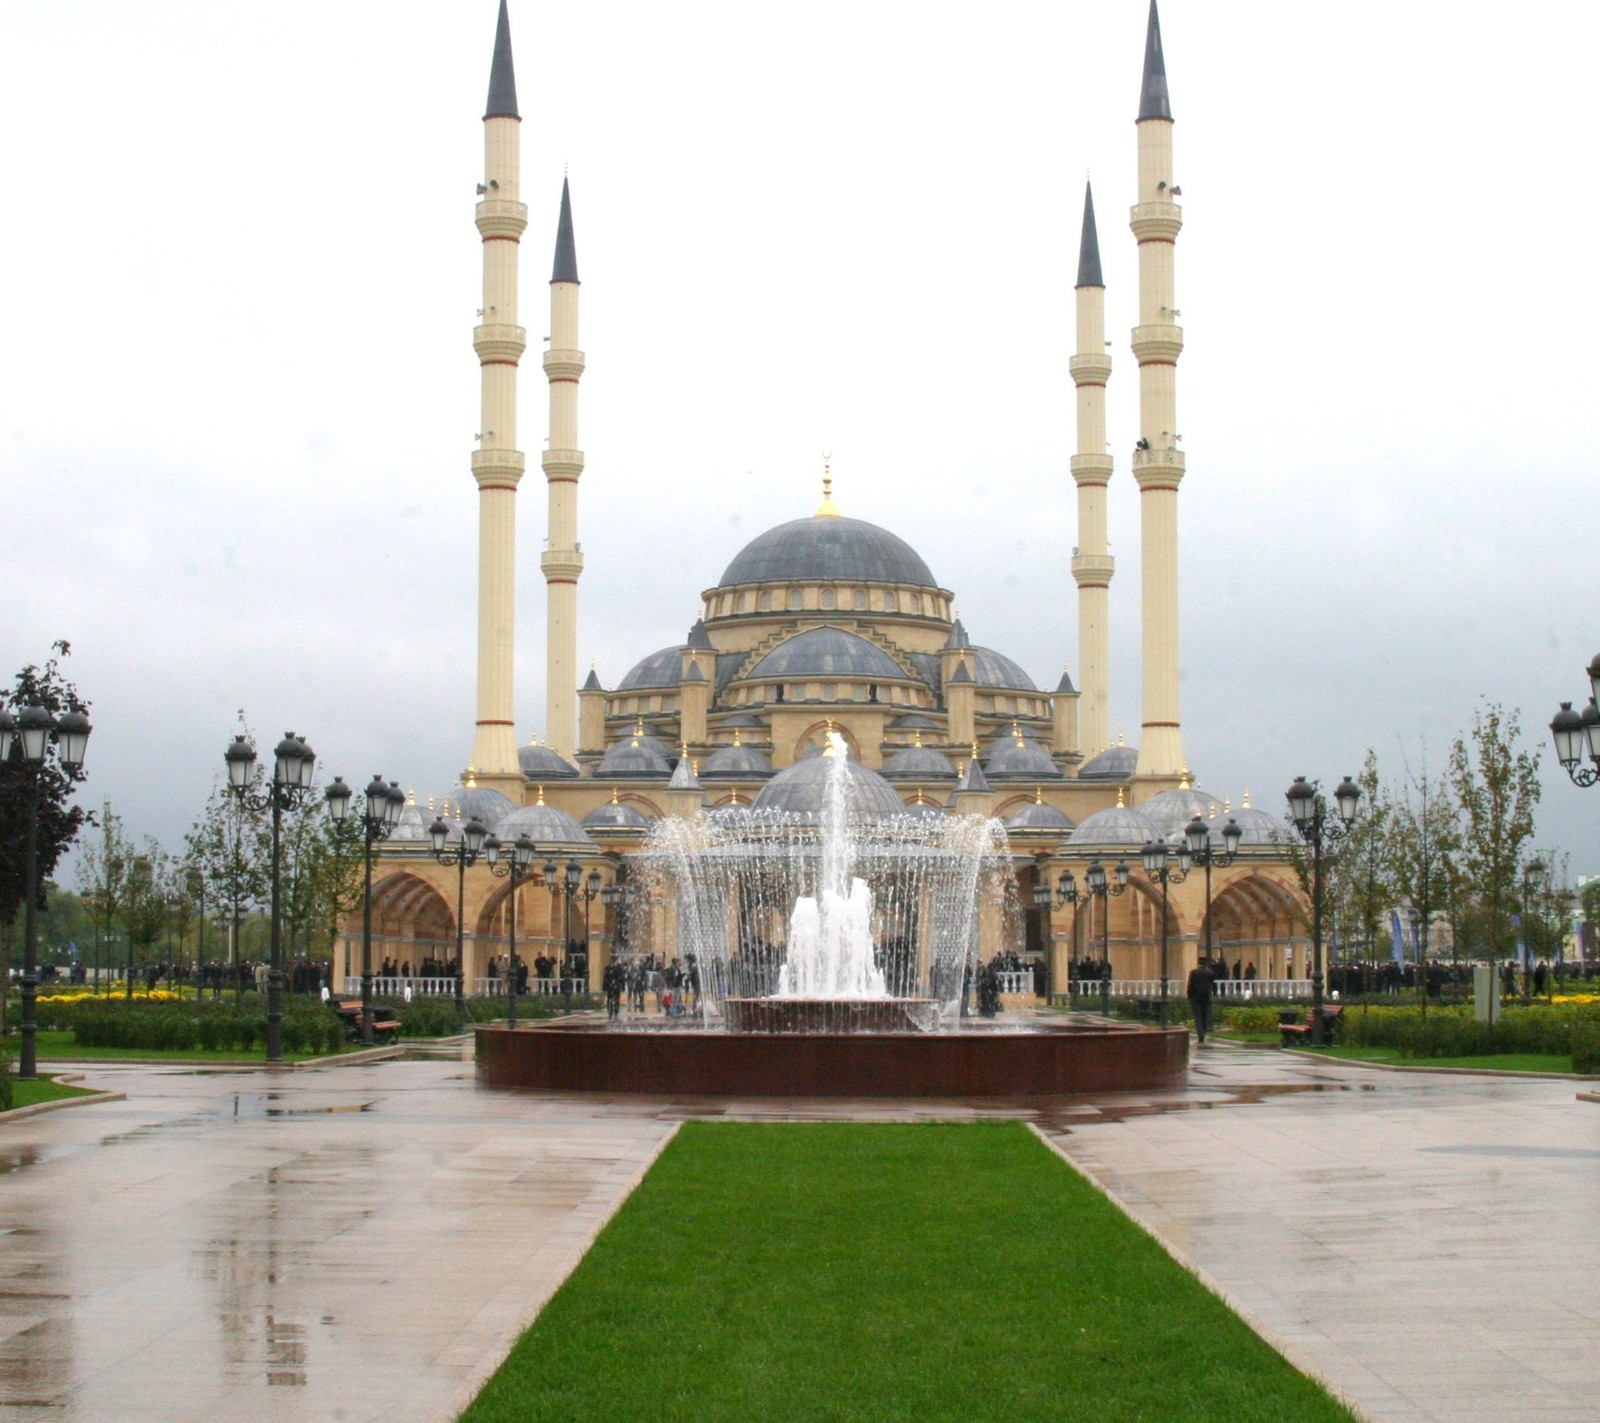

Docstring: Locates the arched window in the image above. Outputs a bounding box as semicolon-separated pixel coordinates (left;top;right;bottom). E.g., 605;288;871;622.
820;588;836;610
735;593;747;613
853;589;867;610
759;590;773;612
787;588;803;611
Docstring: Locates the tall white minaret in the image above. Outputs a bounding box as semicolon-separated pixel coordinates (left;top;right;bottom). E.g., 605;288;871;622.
469;0;526;779
542;179;585;762
1070;180;1113;758
1130;0;1186;778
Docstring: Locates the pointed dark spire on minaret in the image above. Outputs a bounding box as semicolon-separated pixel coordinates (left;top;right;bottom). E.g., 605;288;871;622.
1137;0;1172;122
552;177;580;283
484;0;520;120
1076;181;1103;288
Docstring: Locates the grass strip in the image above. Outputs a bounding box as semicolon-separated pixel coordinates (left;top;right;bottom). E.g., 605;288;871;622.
26;1030;338;1064
7;1075;97;1110
1317;1046;1576;1073
460;1121;1359;1423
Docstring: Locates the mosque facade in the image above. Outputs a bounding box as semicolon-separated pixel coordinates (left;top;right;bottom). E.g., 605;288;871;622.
336;0;1310;996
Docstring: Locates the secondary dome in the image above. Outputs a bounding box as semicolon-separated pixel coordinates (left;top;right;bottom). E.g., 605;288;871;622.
617;645;684;692
1230;806;1295;847
451;784;516;829
596;738;671;778
969;647;1038;692
745;626;907;682
882;744;957;780
1067;804;1161;848
700;742;775;779
1141;784;1225;837
717;516;938;589
495;801;594;849
518;743;579;779
1079;744;1138;781
751;755;907;820
1005;800;1075;832
983;738;1060;780
582;798;651;832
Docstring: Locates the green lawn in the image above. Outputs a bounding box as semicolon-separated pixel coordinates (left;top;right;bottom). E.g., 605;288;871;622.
6;1074;97;1110
1317;1046;1578;1073
26;1030;344;1064
460;1122;1359;1423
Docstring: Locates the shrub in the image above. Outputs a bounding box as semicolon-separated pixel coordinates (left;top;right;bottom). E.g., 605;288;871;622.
1220;1005;1282;1035
398;999;463;1038
1573;1022;1600;1074
0;1052;12;1111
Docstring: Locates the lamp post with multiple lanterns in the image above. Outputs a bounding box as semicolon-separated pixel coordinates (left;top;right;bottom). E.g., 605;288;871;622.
223;732;318;1063
0;705;92;1080
1138;840;1187;1028
1179;814;1243;972
426;814;491;1013
1285;774;1362;1046
1549;654;1600;788
485;832;537;1028
1057;858;1130;1014
543;858;585;986
324;774;405;1046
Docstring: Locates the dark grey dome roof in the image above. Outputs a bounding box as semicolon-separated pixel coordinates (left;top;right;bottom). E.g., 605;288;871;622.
385;802;433;843
718;713;765;729
970;646;1038;692
716;516;938;590
1141;786;1225;838
582;799;651;831
746;626;906;682
751;755;906;820
1067;805;1161;847
617;645;684;692
882;744;957;780
1230;806;1295;847
452;785;516;829
518;743;579;779
1079;744;1138;781
889;713;940;731
495;802;595;848
700;742;775;779
596;738;670;778
1006;800;1075;831
983;738;1060;779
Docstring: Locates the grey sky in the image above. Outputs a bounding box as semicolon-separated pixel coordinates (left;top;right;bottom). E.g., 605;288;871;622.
2;1;1594;876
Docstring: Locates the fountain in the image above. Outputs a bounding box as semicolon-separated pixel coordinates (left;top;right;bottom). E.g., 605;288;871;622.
475;734;1188;1095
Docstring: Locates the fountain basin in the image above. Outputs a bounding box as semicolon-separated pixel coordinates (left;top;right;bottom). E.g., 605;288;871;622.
722;997;940;1035
475;1020;1187;1098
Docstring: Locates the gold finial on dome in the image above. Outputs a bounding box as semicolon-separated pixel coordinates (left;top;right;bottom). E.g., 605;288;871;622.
406;786;416;806
913;729;923;748
611;787;620;804
536;784;546;805
1117;730;1125;747
1179;769;1191;790
465;766;478;788
1242;788;1252;810
427;794;436;813
815;454;841;518
1116;786;1125;808
1035;786;1044;804
732;727;742;747
1224;796;1232;814
529;730;540;746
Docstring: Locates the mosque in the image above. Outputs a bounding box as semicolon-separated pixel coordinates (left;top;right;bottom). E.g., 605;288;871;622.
336;0;1308;996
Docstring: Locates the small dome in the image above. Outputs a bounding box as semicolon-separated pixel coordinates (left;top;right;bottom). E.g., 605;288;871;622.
1067;804;1162;848
969;646;1038;692
718;713;765;730
617;645;685;692
882;744;957;780
518;743;579;779
582;798;651;831
596;738;671;778
1230;806;1295;847
1005;800;1075;832
1078;744;1139;781
983;739;1061;780
385;801;433;843
717;515;938;590
495;801;595;848
752;754;907;820
888;713;940;731
900;797;947;821
745;626;906;683
452;784;516;829
1140;784;1225;837
700;742;775;779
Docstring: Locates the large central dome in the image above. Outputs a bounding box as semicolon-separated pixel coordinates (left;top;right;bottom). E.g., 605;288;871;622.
716;515;939;590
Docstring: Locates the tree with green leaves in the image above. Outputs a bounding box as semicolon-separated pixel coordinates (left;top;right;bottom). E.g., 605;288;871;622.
1447;702;1541;1025
1390;750;1458;1016
1327;751;1394;1000
77;801;132;995
187;771;269;1003
120;841;171;997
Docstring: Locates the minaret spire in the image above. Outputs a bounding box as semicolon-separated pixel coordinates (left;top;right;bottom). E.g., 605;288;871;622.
1130;0;1186;778
469;0;528;781
542;178;586;762
1070;179;1112;761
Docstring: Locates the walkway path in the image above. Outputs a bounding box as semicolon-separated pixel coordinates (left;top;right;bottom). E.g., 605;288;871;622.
2;1046;1595;1422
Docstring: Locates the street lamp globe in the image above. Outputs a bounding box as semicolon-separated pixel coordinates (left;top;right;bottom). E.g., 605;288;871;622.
384;781;405;827
512;835;537;872
1056;868;1077;906
586;868;602;898
1222;818;1243;857
1286;775;1316;828
55;710;91;770
1588;652;1600;707
1113;860;1130;890
1334;776;1362;825
463;816;489;857
1086;861;1107;895
1184;815;1208;856
17;706;52;763
1141;840;1168;875
482;834;502;866
0;708;15;761
1552;702;1585;769
225;734;256;789
427;816;451;854
542;858;558;891
565;860;582;894
325;776;353;823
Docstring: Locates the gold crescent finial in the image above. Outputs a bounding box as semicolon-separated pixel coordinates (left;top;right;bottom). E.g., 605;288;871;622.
913;729;923;748
465;765;478;788
1116;786;1125;808
406;786;416;806
611;787;620;803
1242;788;1252;809
816;454;841;518
536;784;546;805
1179;769;1191;790
1035;786;1044;804
733;727;742;746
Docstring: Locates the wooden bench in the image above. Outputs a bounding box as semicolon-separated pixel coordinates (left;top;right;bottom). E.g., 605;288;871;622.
332;1000;402;1045
1279;1004;1342;1046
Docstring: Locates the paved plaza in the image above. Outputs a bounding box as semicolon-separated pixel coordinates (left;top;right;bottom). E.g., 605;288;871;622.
1;1044;1596;1422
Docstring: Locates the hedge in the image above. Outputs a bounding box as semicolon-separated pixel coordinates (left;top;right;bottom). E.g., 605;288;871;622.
41;998;344;1056
1340;1004;1600;1060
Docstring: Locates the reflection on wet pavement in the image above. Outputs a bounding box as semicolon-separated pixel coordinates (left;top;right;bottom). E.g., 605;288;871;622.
2;1047;1596;1422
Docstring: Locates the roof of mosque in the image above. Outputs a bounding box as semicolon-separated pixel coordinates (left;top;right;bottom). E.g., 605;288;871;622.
751;754;908;820
1140;784;1225;837
715;515;939;590
595;738;671;778
1230;806;1297;847
582;798;650;831
1067;804;1161;847
983;738;1061;779
1006;800;1075;832
968;646;1038;692
616;645;685;692
745;626;907;682
496;801;594;848
700;742;775;779
1078;744;1139;781
518;743;580;779
882;744;957;780
451;784;516;829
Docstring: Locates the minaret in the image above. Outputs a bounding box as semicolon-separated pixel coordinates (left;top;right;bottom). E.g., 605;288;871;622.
1070;180;1113;758
469;0;527;780
1130;0;1186;777
542;176;585;761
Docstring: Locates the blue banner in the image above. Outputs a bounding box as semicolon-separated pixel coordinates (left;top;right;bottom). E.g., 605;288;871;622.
1389;910;1406;966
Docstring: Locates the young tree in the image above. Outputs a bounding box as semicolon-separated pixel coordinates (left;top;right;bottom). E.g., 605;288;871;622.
1448;702;1541;1024
1328;751;1394;998
121;841;171;997
76;801;132;995
187;774;269;1003
1390;752;1459;1015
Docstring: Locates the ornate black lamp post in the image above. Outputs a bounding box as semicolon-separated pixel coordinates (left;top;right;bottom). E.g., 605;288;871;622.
223;732;317;1063
1520;857;1547;1007
0;705;91;1080
600;879;623;979
1179;815;1243;973
543;857;584;985
485;831;536;1027
1549;654;1600;786
580;867;602;988
1285;774;1362;1045
325;774;405;1046
1058;858;1130;1014
425;814;491;1013
1031;879;1054;1001
1139;840;1187;1027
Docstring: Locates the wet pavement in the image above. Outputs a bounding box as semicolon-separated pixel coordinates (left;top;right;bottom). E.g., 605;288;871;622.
1;1045;1595;1422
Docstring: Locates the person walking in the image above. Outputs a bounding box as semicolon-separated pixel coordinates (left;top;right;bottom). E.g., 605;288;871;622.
1186;958;1216;1044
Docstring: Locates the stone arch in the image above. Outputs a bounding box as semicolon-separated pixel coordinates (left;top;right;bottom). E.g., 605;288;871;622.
1065;876;1183;980
617;792;661;818
992;793;1039;820
792;721;860;763
1206;871;1305;978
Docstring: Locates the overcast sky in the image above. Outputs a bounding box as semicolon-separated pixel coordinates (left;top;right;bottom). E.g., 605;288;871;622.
2;1;1596;878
